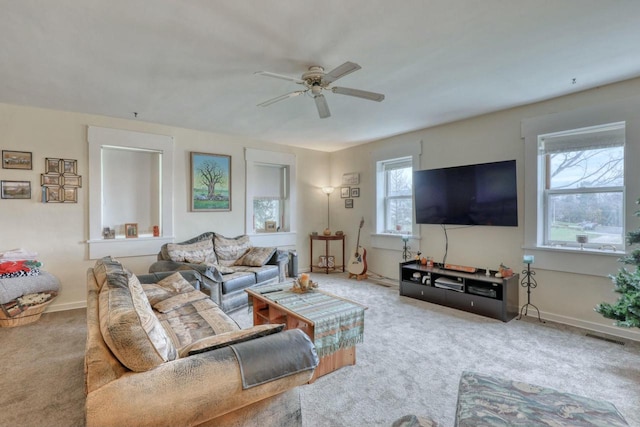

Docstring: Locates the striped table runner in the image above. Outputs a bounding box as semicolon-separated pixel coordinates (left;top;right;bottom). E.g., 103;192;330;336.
257;285;365;358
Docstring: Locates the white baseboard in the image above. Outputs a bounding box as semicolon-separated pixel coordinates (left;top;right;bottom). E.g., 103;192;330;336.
46;301;86;313
527;310;640;342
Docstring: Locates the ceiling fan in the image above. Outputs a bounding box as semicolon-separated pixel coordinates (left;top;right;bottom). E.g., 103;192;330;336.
255;61;385;119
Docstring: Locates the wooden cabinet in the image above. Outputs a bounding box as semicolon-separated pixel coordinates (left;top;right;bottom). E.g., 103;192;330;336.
399;261;519;322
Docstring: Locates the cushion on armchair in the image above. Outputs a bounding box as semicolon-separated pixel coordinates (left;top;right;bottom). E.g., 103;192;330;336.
166;239;217;264
99;267;177;372
234;246;277;267
214;234;252;266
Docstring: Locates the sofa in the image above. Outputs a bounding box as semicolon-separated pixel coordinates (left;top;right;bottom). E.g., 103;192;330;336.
149;232;288;312
85;256;318;427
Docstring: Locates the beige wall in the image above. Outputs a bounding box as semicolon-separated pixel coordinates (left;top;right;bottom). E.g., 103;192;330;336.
327;77;640;341
0;103;329;311
2;76;640;341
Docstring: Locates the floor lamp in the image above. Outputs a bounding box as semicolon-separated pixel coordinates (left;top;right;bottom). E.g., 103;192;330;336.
322;186;334;236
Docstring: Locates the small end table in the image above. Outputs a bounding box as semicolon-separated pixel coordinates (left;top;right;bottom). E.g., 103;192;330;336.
309;234;345;274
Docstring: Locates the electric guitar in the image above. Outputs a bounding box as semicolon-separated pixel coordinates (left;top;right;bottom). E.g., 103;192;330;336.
348;217;368;275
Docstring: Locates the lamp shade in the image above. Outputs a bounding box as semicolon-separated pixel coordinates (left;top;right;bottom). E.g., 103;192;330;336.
322;186;335;195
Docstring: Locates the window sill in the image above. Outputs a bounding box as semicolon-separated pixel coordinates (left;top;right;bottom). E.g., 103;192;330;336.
371;233;421;251
87;236;174;259
522;245;623;277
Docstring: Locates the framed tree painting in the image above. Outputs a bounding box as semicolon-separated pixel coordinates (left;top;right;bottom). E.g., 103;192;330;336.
190;152;231;212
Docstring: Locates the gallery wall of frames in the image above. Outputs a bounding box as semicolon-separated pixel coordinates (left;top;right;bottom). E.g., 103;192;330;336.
1;150;81;203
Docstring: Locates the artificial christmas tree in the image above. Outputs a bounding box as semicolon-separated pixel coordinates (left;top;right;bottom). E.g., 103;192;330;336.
595;198;640;328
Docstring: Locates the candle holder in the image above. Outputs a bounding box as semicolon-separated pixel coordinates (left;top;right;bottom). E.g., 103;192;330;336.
401;235;412;261
517;259;544;323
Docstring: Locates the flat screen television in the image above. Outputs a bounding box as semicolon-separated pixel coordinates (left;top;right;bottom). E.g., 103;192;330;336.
414;160;518;226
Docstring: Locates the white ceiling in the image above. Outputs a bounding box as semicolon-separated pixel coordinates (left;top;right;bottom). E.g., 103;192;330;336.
1;1;640;152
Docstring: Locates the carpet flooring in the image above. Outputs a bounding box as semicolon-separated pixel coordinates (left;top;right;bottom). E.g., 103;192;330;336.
1;272;638;426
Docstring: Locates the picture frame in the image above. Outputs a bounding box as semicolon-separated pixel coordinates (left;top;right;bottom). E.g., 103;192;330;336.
350;187;360;198
345;198;354;208
2;151;32;170
62;175;82;187
342;172;359;186
1;180;31;199
190;152;231;212
44;186;62;203
340;187;350;198
62;159;77;175
125;223;138;238
45;158;61;173
41;174;61;186
63;187;78;203
264;220;277;232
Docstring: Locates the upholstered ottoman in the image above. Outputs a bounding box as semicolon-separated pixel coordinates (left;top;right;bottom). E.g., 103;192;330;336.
455;371;628;426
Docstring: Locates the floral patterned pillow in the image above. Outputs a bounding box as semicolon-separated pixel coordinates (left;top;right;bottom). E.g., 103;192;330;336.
234;247;277;267
166;239;217;264
214;234;252;267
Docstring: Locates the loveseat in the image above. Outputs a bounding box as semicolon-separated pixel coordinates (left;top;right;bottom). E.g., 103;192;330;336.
85;256;318;427
149;232;287;312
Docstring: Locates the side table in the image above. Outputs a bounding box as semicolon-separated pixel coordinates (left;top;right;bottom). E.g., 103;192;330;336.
309;234;345;274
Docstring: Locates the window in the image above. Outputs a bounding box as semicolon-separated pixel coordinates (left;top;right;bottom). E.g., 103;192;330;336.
87;126;174;259
245;148;296;247
371;140;420;251
253;164;288;232
379;157;413;234
539;123;625;250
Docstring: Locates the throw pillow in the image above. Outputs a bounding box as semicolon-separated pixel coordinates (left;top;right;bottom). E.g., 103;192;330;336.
234;247;277;267
99;271;178;372
178;324;285;357
166;239;217;264
143;272;201;307
214;234;252;267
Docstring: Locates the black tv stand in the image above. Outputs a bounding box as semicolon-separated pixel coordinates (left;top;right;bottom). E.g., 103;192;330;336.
399;261;519;322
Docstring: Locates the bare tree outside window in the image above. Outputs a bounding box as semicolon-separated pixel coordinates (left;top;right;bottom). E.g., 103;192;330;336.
542;125;625;248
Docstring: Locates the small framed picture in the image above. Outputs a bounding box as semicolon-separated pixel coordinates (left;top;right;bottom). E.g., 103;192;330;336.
342;172;359;186
62;159;77;175
350;187;360;198
62;175;82;187
2;151;32;170
63;187;78;203
340;187;350;198
1;180;31;199
45;186;62;203
345;198;354;208
264;220;277;232
41;174;61;186
125;223;138;238
45;158;61;173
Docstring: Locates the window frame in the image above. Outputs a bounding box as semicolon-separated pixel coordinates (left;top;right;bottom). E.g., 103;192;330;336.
521;98;640;277
539;123;625;251
371;140;421;251
87;126;174;259
245;148;296;247
381;157;413;234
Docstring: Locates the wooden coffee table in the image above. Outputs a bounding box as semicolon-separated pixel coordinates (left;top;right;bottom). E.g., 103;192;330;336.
246;285;366;382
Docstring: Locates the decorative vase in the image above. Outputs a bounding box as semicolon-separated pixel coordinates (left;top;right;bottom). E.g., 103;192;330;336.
323;228;331;236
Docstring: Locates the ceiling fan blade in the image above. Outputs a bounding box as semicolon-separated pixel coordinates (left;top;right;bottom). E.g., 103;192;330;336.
322;62;361;84
314;94;331;119
257;90;305;107
331;86;385;102
254;71;305;85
